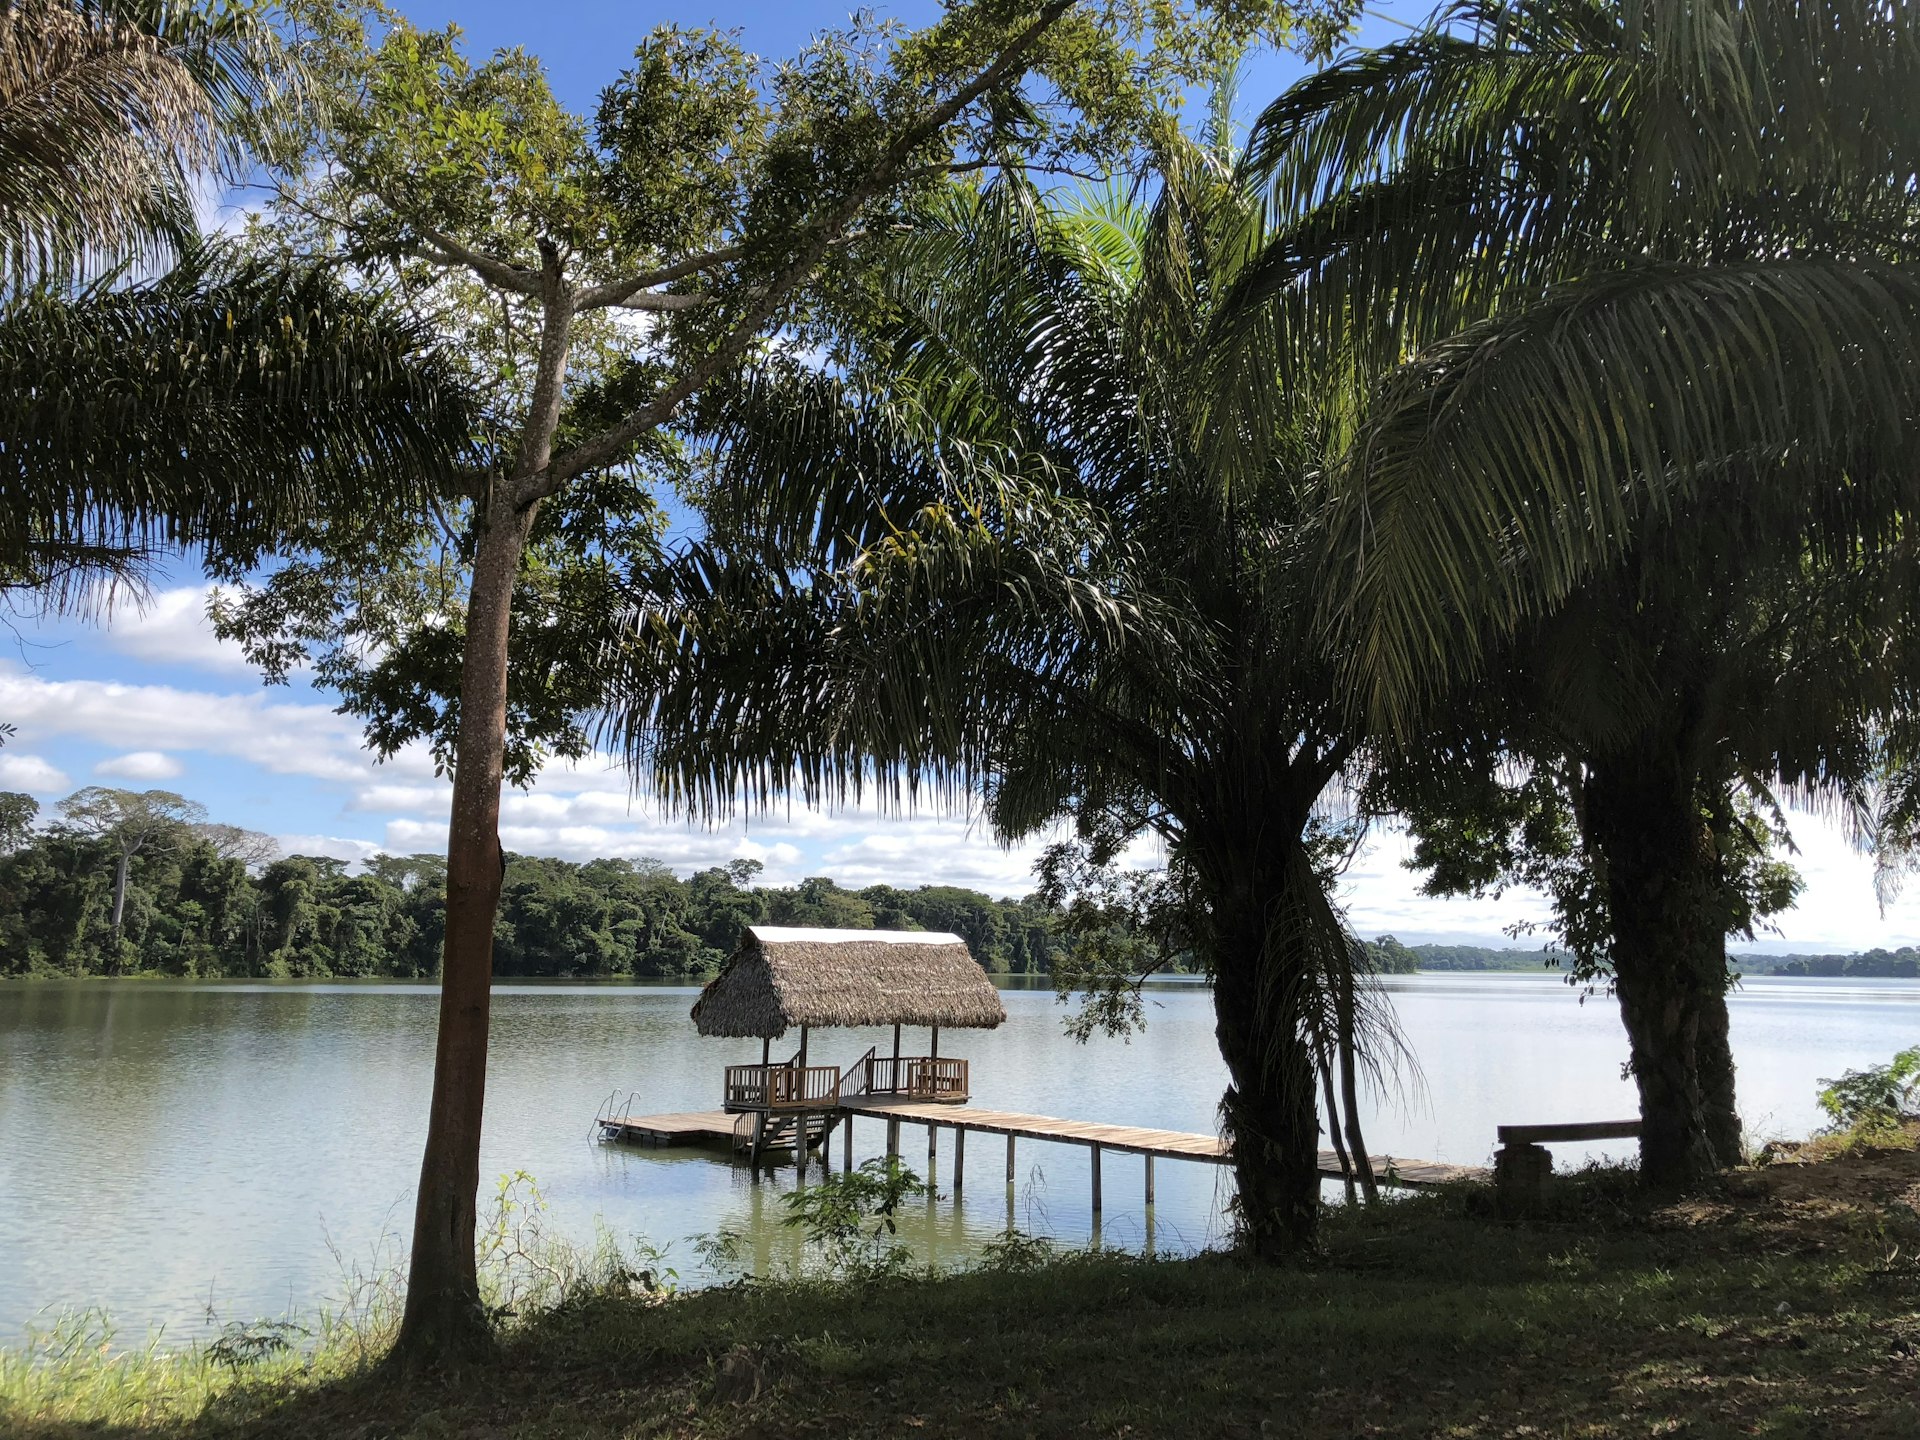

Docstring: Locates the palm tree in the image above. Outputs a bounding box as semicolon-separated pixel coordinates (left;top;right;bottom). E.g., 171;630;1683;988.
1;1;476;613
612;157;1392;1254
1228;0;1920;1181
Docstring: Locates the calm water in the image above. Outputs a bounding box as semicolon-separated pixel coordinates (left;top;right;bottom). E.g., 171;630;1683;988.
2;973;1917;1344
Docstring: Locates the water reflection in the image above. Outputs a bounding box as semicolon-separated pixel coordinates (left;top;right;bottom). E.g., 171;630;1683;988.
2;973;1915;1341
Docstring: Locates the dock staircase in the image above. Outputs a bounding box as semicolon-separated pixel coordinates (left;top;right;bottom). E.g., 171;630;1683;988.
734;1108;842;1170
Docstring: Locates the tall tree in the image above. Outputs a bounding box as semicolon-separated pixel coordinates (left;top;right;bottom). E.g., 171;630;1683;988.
611;156;1393;1255
54;787;206;937
0;790;36;853
1228;0;1920;1183
225;0;1332;1365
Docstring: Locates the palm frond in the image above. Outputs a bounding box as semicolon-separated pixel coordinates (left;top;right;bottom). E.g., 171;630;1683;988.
0;245;481;604
1320;258;1920;731
0;0;282;285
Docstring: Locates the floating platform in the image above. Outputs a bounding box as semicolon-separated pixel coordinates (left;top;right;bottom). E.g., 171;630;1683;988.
599;1110;737;1147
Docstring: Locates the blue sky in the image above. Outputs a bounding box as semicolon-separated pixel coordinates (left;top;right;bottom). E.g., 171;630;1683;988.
3;0;1916;951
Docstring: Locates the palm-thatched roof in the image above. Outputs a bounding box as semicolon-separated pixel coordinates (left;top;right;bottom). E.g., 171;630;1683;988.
690;926;1008;1038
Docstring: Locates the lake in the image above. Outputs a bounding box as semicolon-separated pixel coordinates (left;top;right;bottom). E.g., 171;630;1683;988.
2;972;1916;1345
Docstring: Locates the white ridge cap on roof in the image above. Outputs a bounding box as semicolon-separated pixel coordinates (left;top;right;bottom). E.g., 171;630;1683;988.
746;925;964;946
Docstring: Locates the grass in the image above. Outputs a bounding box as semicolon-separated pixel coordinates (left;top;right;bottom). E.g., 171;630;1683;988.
7;1140;1920;1439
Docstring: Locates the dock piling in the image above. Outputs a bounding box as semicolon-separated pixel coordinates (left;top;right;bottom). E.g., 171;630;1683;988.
1006;1133;1015;1186
1091;1143;1103;1214
843;1113;854;1172
886;1116;900;1161
1145;1154;1155;1207
954;1127;965;1193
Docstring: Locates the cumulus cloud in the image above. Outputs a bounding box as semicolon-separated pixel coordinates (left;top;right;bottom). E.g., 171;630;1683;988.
0;668;382;783
94;750;184;781
100;587;261;674
276;833;385;865
0;753;70;793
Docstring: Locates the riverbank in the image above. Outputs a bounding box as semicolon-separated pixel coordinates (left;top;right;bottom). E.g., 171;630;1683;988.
9;1134;1920;1439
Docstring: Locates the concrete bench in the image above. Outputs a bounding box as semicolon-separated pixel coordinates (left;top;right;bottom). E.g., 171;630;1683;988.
1494;1120;1642;1215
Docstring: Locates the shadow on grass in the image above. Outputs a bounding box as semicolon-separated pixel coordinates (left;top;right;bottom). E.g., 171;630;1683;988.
11;1162;1920;1440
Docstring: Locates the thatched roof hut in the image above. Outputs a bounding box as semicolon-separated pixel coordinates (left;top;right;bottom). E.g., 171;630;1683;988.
691;926;1008;1039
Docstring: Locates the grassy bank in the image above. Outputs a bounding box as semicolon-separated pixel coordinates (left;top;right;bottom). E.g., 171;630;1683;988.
8;1141;1920;1440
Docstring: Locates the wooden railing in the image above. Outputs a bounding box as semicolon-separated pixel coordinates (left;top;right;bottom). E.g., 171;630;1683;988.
864;1055;969;1101
723;1062;842;1111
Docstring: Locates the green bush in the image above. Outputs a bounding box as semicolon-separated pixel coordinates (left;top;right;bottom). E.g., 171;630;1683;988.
1816;1045;1920;1140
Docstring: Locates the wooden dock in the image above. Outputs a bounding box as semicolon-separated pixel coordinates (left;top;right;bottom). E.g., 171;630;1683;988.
597;1097;1488;1198
599;1110;738;1147
842;1098;1487;1189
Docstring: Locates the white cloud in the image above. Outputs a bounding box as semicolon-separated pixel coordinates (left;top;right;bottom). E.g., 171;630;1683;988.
99;587;260;675
95;750;184;781
0;753;70;794
276;833;384;865
0;668;376;783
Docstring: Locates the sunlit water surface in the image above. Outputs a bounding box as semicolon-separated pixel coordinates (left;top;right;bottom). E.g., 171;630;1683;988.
2;973;1916;1343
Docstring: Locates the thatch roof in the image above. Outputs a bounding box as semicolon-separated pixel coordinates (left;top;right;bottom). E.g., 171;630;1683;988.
690;926;1008;1038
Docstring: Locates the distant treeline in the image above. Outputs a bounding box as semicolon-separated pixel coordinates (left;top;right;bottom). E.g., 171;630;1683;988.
1362;937;1571;973
0;794;1064;979
1733;948;1920;978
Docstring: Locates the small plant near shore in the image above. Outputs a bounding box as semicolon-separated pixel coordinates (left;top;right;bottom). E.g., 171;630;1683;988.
1817;1047;1920;1145
781;1158;930;1279
978;1227;1057;1273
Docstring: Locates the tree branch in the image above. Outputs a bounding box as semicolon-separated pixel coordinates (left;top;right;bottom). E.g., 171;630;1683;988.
612;291;713;312
537;0;1079;492
406;216;542;296
575;244;748;312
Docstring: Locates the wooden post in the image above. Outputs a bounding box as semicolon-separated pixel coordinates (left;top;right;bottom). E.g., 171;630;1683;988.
886;1116;900;1161
843;1113;854;1172
891;1022;901;1091
1145;1154;1155;1207
928;1120;938;1171
1090;1143;1102;1214
954;1127;965;1193
798;1024;809;1074
930;1025;939;1059
1006;1133;1015;1186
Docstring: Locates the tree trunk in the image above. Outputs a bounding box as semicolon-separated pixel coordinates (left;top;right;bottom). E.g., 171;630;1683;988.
1585;751;1742;1187
1334;968;1378;1203
1315;1033;1356;1204
110;850;130;934
389;497;537;1369
1205;841;1329;1258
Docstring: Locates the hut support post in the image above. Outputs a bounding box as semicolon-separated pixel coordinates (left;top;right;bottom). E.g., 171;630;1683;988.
891;1023;901;1093
954;1127;965;1193
798;1025;808;1074
931;1025;939;1058
1145;1155;1155;1207
1091;1143;1103;1214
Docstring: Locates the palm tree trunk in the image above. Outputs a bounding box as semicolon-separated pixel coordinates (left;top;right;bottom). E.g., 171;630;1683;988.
390;495;536;1368
1204;840;1330;1258
1585;751;1741;1186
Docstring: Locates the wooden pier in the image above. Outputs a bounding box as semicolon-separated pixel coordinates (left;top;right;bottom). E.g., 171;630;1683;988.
597;1095;1489;1205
